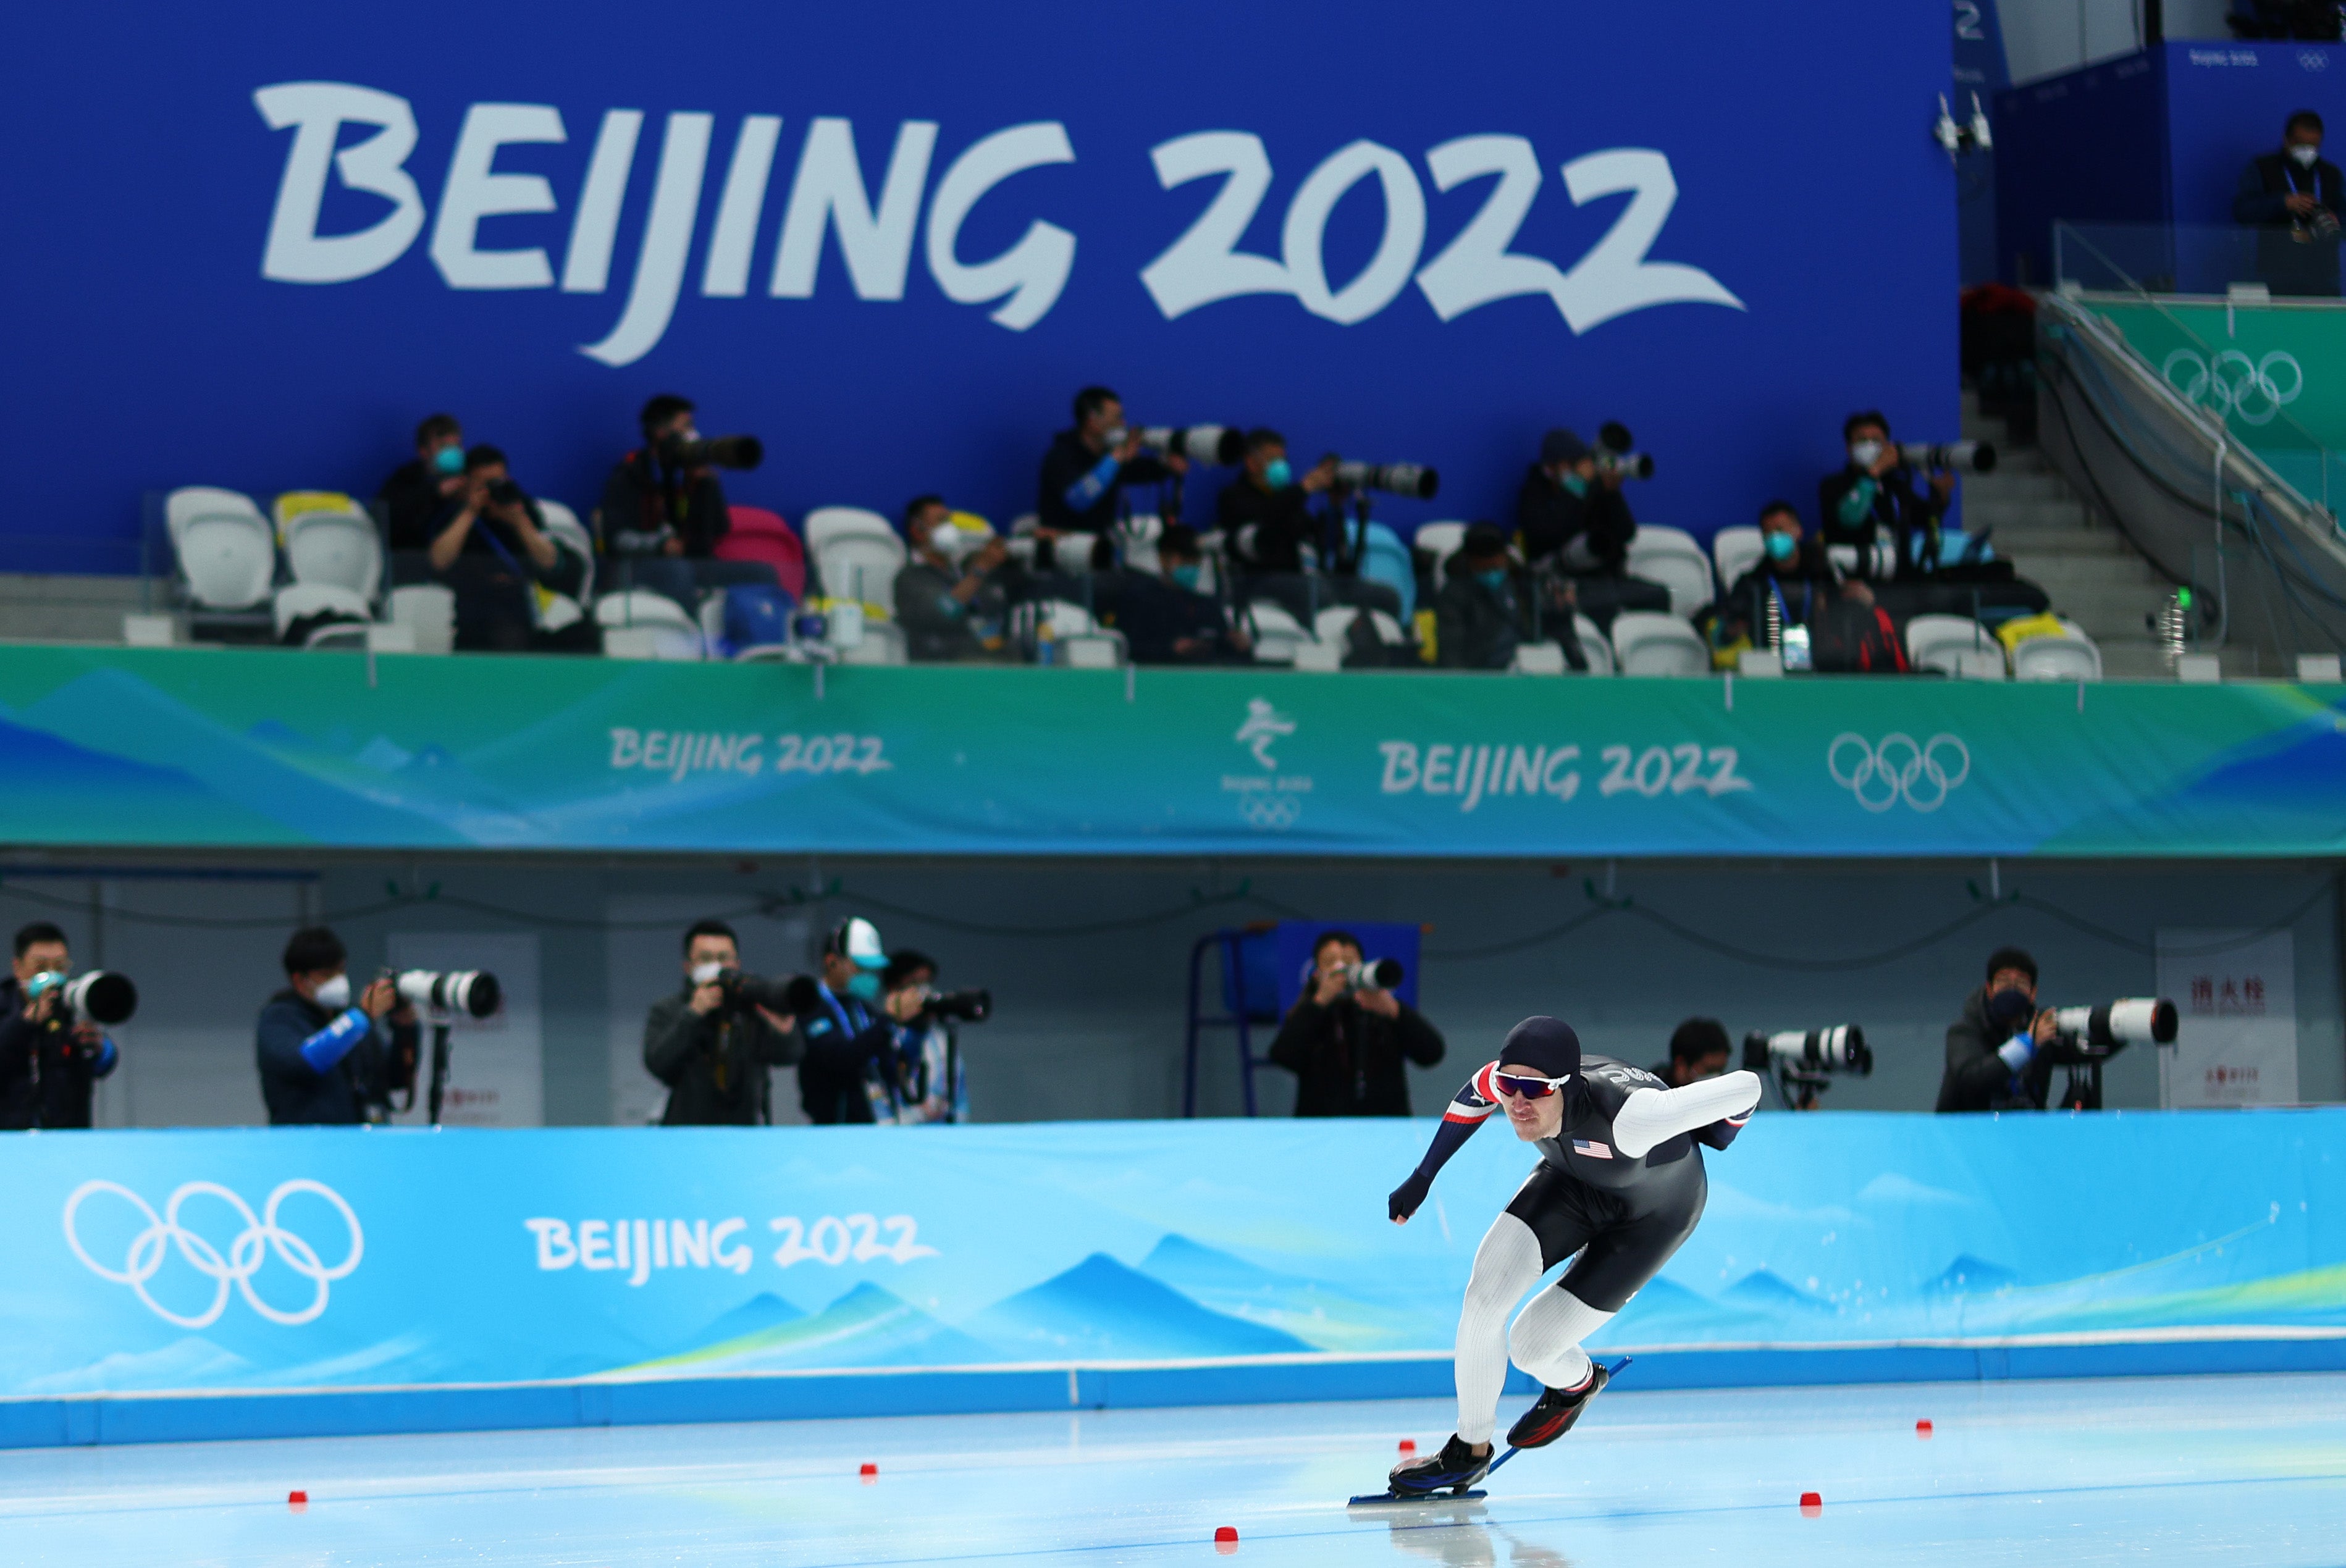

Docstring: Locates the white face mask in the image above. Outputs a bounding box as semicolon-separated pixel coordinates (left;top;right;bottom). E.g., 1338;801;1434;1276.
1101;425;1129;448
2292;143;2320;168
1850;439;1885;468
314;973;351;1010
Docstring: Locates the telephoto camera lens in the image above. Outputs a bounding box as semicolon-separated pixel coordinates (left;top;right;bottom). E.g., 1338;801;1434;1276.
660;434;765;471
1899;440;1996;474
1743;1025;1870;1076
34;970;138;1026
925;988;993;1023
1138;425;1246;465
1596;421;1655;480
2053;998;2179;1049
396;969;502;1020
714;968;801;1014
1331;461;1440;500
1348;958;1406;991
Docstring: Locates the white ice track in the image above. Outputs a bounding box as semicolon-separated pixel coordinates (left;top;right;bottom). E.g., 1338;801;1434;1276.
3;1375;2343;1566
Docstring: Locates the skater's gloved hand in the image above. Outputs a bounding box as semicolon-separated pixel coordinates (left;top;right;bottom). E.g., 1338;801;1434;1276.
1388;1168;1432;1224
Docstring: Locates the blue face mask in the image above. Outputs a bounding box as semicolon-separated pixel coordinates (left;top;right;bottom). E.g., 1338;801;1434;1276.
1559;471;1589;498
1169;563;1201;590
432;445;463;476
1263;458;1293;489
846;970;881;1001
1764;530;1797;562
1475;567;1508;590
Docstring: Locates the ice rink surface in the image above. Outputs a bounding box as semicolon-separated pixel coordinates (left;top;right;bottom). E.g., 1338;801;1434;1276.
4;1373;2342;1566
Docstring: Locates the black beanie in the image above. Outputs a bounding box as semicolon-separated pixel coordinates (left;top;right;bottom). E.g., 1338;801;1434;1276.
1499;1016;1581;1080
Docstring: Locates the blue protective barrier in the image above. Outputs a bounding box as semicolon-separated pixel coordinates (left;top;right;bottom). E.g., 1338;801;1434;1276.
0;0;1955;574
4;1111;2342;1446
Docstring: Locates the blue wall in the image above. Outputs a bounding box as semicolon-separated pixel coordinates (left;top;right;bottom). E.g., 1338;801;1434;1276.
0;0;1955;571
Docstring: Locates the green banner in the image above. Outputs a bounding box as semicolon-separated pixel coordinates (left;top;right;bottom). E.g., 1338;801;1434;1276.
2086;297;2346;503
0;646;2339;857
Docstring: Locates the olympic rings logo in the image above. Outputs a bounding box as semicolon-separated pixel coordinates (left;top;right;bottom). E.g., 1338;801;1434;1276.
1238;794;1301;830
1827;732;1970;814
62;1180;363;1328
2161;348;2304;428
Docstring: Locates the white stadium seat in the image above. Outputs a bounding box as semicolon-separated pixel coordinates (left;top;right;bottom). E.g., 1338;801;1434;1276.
1712;526;1764;592
1622;525;1715;617
278;497;382;600
387;584;456;655
1906;614;2008;680
164;487;275;610
596;589;703;658
838;619;907;665
1572;613;1615;674
2012;619;2103;682
1511;642;1568;674
1243;601;1312;665
271;582;372;648
1610;610;1710;676
1412;521;1469;565
1314;606;1411;650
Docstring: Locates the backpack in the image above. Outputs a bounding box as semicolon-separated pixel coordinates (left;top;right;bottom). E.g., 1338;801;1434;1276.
1812;600;1911;674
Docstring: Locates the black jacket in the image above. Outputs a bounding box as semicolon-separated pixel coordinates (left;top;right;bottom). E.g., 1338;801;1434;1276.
0;976;117;1130
1434;561;1528;670
1936;984;2053;1112
2234;149;2346;296
1515;466;1636;571
794;983;901;1125
1036;430;1172;534
644;989;801;1126
1118;574;1242;663
379;459;458;552
1818;463;1940;571
1723;540;1840;631
1269;994;1445;1116
894;556;1015;661
599;448;731;558
256;990;417;1126
1217;479;1328;576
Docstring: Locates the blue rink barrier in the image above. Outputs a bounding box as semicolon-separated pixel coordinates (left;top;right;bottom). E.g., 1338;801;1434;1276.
3;1113;2342;1447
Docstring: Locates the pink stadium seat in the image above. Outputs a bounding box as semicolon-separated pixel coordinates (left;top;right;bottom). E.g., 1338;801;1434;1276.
716;506;805;600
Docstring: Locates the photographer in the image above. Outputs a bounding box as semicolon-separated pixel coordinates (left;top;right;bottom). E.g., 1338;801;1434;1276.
1116;524;1252;664
880;949;986;1124
1036;386;1183;568
896;496;1019;663
796;918;927;1125
1268;930;1445;1117
1649;1018;1731;1087
1938;946;2061;1112
602;394;735;563
256;926;418;1126
2235;111;2344;298
0;922;119;1130
428;445;594;653
643;918;801;1126
1217;429;1402;623
379;413;467;551
1434;523;1531;671
1709;501;1902;673
1514;429;1670;627
1818;411;1951;576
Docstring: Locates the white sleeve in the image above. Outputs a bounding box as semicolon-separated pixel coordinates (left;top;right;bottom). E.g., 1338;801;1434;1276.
1612;1070;1764;1160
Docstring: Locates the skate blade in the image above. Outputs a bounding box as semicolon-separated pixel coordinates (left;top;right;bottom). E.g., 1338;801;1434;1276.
1347;1488;1487;1506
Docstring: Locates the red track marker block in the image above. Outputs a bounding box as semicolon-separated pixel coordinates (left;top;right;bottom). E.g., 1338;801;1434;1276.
287;1490;308;1512
1915;1419;1934;1438
858;1463;878;1483
1799;1492;1823;1517
1397;1439;1416;1454
1214;1525;1239;1554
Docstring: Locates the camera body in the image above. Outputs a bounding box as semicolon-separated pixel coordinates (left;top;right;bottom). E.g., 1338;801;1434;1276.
395;969;502;1020
25;970;138;1026
1135;425;1245;466
1595;421;1655;481
482;477;529;509
689;963;807;1017
1331;461;1440;500
1899;440;1997;475
658;433;765;471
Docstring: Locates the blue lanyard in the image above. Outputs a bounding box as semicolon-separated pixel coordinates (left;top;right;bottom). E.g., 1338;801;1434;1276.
814;981;870;1037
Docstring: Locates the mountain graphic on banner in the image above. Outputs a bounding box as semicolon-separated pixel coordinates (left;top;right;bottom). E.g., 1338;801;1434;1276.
0;712;287;840
624;1282;998;1373
964;1251;1315;1360
1136;1234;1424;1352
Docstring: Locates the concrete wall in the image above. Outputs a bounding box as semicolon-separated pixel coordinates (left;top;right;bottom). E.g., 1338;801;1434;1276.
4;854;2337;1128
